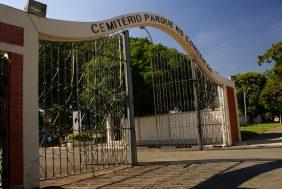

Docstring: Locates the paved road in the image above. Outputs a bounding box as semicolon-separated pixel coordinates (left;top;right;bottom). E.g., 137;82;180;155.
41;126;282;188
41;147;282;189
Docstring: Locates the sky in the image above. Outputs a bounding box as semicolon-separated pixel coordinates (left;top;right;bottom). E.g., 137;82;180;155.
1;0;281;77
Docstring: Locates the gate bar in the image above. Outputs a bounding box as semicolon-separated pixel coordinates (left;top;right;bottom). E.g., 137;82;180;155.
122;30;137;165
191;60;203;150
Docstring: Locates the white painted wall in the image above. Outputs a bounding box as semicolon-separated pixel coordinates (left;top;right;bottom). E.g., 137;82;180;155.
132;110;225;146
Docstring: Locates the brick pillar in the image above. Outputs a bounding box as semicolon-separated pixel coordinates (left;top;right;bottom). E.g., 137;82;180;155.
0;21;24;188
8;53;24;188
226;86;240;143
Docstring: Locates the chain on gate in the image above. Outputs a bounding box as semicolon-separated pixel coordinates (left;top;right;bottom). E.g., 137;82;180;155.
38;33;131;181
151;51;226;148
0;53;9;188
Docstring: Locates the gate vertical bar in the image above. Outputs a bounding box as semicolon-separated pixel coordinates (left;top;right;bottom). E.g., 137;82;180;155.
151;53;160;148
122;30;137;165
191;60;203;150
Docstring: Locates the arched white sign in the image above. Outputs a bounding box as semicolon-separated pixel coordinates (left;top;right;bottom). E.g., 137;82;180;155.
30;12;232;86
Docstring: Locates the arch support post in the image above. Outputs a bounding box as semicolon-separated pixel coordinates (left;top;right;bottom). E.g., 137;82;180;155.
123;30;137;165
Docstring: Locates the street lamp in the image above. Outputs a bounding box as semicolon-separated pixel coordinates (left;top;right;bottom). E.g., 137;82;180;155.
140;26;154;44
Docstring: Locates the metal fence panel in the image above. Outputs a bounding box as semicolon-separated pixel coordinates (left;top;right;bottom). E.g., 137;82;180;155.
38;33;131;181
151;51;225;148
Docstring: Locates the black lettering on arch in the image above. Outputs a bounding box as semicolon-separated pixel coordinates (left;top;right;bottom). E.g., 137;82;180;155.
155;15;160;23
91;24;99;33
100;23;106;32
160;17;166;24
106;22;115;30
122;17;128;26
169;21;174;29
150;15;155;22
116;19;122;27
136;15;142;22
176;26;183;36
144;14;150;21
127;16;134;24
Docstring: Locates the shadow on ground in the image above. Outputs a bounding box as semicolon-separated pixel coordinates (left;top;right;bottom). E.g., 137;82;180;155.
239;132;282;146
241;131;282;140
194;160;282;189
137;159;282;189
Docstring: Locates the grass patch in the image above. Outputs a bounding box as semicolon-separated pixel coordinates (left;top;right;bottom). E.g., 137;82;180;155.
240;123;282;140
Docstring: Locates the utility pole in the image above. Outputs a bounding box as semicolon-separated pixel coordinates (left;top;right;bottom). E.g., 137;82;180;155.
243;84;248;124
123;30;137;165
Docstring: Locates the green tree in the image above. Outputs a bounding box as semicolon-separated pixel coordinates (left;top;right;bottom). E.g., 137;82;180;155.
235;72;267;122
129;37;187;116
259;77;282;123
258;41;282;78
258;41;282;123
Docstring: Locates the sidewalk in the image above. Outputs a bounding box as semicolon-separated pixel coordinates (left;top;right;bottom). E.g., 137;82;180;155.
234;126;282;148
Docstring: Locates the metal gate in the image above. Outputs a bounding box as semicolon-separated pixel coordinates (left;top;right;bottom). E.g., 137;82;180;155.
38;32;132;180
0;52;9;188
152;51;226;148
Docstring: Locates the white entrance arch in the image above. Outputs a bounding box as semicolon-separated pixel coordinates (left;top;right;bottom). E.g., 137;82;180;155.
30;12;233;86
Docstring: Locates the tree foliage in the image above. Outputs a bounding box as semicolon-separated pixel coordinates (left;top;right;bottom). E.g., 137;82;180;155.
258;41;282;118
129;37;188;116
259;77;282;114
258;41;282;78
235;72;266;117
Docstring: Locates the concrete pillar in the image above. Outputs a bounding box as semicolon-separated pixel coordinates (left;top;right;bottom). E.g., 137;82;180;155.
218;86;229;146
106;117;114;146
222;85;233;146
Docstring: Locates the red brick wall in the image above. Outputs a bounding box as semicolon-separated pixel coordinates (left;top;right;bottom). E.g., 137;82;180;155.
0;22;24;188
8;53;24;187
226;86;240;143
0;22;24;46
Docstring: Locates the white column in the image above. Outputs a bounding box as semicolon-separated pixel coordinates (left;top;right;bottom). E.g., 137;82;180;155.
23;17;39;188
218;86;228;146
222;85;232;146
106;117;113;145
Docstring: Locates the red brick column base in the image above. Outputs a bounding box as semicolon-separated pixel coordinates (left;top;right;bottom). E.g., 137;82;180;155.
8;53;24;188
226;86;240;143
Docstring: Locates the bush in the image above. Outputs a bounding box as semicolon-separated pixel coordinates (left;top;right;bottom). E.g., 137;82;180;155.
66;132;93;142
